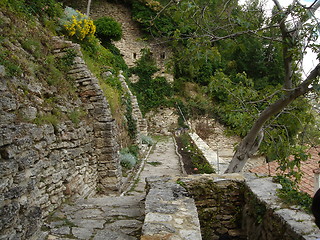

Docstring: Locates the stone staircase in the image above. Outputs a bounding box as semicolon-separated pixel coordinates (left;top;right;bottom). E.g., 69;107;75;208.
42;136;182;240
43;194;145;240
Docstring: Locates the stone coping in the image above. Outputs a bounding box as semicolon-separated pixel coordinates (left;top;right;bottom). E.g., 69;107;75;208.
189;132;229;174
142;176;202;240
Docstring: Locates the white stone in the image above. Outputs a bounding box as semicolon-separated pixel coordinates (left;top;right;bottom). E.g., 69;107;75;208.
145;212;173;222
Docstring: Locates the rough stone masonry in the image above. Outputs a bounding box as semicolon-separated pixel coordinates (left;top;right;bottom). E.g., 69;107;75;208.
0;37;121;239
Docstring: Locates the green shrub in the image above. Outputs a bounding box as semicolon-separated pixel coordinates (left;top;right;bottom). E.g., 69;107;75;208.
273;175;312;212
94;16;122;42
130;49;173;113
141;135;154;146
120;152;137;169
131;0;176;37
55;48;77;71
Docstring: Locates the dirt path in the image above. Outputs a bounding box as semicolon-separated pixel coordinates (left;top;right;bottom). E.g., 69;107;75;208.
42;136;182;239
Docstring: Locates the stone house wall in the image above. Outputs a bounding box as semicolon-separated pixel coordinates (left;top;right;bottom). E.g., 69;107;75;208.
0;37;121;239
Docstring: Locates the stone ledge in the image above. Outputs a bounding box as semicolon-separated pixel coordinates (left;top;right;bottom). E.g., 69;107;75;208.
142;176;202;240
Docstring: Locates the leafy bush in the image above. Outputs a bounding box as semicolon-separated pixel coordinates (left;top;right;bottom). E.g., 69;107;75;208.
130;49;173;113
59;7;96;42
141;135;154;146
120;152;137;169
131;0;176;37
94;16;122;42
273;175;312;213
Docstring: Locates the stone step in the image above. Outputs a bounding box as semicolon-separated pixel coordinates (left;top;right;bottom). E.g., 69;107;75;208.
43;195;145;240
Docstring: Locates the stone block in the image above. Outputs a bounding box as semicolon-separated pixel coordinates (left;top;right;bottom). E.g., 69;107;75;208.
0;202;20;231
0;145;17;160
0;94;17;111
16;150;37;170
4;186;25;200
72;227;93;239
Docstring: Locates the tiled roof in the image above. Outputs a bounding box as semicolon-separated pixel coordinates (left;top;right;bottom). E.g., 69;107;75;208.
249;147;320;196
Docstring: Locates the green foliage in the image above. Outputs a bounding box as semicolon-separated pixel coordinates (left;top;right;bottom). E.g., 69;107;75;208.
0;46;22;76
33;112;60;127
130;49;173;113
94;16;122;41
21;38;42;59
3;0;63;20
179;133;215;174
120;146;139;169
68;108;86;126
273;175;312;212
141;135;154;146
120;152;137;169
207;70;259;136
219;36;284;90
172;38;221;86
102;41;129;74
131;0;176;37
55;48;77;71
81;38;128;74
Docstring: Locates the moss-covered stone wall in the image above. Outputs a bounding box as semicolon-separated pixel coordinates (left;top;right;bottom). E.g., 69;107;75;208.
143;175;320;240
180;175;246;240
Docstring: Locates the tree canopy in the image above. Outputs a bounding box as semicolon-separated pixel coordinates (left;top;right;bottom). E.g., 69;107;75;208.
130;0;320;178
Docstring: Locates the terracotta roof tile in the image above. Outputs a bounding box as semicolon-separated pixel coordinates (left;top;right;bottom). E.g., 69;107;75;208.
249;147;320;196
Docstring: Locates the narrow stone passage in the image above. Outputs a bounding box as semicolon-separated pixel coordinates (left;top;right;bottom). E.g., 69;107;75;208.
42;136;182;239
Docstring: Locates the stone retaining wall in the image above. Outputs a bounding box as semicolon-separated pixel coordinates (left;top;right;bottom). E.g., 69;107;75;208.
0;37;121;239
143;174;320;240
178;174;246;240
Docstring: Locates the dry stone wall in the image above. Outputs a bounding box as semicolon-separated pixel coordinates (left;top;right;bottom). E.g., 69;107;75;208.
0;37;121;239
55;37;122;193
143;174;320;240
118;71;148;137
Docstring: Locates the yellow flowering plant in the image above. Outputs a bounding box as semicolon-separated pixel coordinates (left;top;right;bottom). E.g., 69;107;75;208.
59;7;96;42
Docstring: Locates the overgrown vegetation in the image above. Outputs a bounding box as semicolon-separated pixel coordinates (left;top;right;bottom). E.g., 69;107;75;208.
130;48;174;114
176;133;214;174
120;145;140;171
126;0;320;212
95;16;122;42
273;175;312;213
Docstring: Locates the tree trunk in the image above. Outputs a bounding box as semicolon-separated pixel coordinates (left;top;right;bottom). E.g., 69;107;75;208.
86;0;92;16
225;63;320;173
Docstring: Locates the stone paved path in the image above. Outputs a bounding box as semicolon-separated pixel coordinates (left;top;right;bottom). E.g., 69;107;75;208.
42;136;182;239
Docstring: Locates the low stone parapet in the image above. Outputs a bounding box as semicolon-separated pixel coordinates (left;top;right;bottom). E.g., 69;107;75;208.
189;132;229;174
142;176;202;240
142;174;320;240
